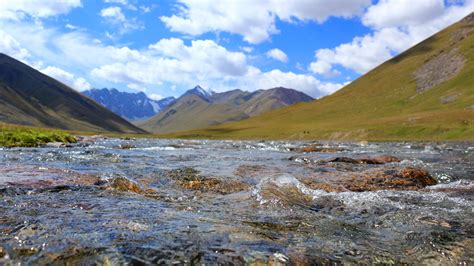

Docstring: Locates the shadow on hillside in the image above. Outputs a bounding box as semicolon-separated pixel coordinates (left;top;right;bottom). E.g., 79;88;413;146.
387;35;437;64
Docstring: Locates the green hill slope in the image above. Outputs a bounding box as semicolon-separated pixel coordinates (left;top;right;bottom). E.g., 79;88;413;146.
0;53;145;133
163;13;474;141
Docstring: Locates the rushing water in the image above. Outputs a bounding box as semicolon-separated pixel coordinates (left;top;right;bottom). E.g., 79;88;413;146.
0;139;473;264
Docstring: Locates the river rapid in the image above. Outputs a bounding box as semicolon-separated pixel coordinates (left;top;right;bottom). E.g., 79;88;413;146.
0;138;473;264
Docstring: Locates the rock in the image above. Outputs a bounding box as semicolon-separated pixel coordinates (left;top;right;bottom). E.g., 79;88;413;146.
103;177;143;193
299;167;436;192
328;155;401;164
414;47;465;93
0;246;6;258
289;144;342;153
118;144;136;149
167;168;249;194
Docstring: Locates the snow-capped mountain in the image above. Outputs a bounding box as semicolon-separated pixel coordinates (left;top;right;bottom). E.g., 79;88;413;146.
181;85;215;100
82;88;176;121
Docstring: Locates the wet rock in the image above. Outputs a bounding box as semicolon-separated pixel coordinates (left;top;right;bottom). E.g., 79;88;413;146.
118;144;136;149
300;167;437;192
104;176;142;193
168;168;249;194
14;247;39;256
234;165;281;179
290;144;342;153
328;155;401;164
0;246;6;258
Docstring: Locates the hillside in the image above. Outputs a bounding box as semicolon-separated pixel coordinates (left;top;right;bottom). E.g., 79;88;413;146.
83;88;175;121
139;86;313;133
0;54;145;133
162;13;474;141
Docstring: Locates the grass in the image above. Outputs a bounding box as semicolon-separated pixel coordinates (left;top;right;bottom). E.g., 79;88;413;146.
158;16;474;141
0;123;77;147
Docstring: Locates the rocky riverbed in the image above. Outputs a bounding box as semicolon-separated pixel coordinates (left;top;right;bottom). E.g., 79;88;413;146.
0;138;473;264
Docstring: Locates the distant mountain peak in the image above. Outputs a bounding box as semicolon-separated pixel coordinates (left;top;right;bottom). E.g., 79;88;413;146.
82;88;176;121
184;85;214;99
139;86;314;134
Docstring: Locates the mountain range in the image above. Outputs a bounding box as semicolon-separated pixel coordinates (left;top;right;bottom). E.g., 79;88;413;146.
162;12;474;141
0;53;144;133
83;88;175;121
138;85;314;133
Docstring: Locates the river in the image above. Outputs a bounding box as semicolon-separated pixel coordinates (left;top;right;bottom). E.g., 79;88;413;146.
0;138;473;264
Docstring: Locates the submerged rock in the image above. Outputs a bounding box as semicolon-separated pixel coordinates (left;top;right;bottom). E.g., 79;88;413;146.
300;167;437;192
328;155;401;164
289;144;342;153
167;168;249;194
103;176;142;193
118;144;136;150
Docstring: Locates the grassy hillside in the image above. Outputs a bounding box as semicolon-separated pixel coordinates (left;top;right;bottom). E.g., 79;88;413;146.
0;54;145;134
0;123;77;147
140;87;313;133
161;13;474;141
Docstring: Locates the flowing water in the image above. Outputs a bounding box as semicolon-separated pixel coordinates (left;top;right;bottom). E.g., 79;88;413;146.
0;139;473;264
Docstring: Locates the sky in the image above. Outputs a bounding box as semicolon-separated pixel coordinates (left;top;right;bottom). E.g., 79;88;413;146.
0;0;473;100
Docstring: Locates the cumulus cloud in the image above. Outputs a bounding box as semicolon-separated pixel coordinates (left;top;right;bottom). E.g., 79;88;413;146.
362;0;445;29
266;48;288;63
41;66;91;91
92;38;249;86
161;0;371;43
309;0;474;75
100;6;143;35
101;6;125;21
0;30;30;61
241;67;345;97
0;0;82;20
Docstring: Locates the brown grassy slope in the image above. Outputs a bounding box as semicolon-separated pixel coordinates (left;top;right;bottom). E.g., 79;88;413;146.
0;53;145;133
161;13;474;141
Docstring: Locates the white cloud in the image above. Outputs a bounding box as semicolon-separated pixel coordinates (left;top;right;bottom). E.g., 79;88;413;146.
104;0;139;11
92;38;249;87
242;67;344;97
309;0;474;75
101;6;125;21
149;93;164;100
104;0;128;5
309;60;340;77
0;0;82;20
0;30;30;61
161;0;371;43
240;46;254;53
362;0;445;29
41;66;91;91
266;48;288;63
100;6;143;35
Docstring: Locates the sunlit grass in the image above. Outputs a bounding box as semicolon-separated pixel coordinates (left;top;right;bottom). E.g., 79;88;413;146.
0;123;77;147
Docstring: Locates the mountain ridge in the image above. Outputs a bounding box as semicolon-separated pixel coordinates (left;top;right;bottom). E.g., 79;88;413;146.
0;53;145;133
139;86;314;133
82;88;176;121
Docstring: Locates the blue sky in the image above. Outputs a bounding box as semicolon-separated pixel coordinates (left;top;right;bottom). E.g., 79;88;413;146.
0;0;472;99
